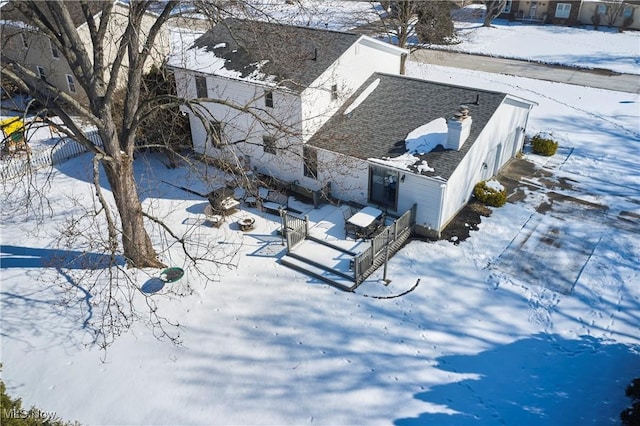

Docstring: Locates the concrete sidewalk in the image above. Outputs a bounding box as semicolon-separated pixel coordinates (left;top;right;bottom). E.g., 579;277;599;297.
411;49;640;94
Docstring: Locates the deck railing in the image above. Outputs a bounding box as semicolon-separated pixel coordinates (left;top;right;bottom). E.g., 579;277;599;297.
282;211;309;252
353;204;416;285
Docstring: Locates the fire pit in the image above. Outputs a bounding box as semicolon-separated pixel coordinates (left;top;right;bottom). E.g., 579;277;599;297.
237;217;255;232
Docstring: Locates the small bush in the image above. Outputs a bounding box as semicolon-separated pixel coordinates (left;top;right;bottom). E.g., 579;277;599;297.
621;378;640;426
531;134;559;156
473;179;507;207
1;364;78;426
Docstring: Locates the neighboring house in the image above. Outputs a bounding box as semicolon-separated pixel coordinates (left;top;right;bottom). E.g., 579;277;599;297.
170;19;535;238
0;0;188;104
500;0;639;29
578;0;639;29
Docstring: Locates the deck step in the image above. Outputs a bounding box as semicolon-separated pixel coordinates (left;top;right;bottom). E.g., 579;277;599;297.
280;254;356;292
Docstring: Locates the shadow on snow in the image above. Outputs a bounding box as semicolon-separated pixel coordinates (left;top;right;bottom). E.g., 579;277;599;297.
395;333;640;426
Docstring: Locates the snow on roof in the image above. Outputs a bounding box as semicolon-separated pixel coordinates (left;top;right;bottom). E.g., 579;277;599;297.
404;117;448;154
366;117;445;173
168;18;361;91
310;72;508;180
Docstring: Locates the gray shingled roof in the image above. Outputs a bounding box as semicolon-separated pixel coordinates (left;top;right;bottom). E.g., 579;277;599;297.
191;18;361;92
308;73;508;181
0;1;110;29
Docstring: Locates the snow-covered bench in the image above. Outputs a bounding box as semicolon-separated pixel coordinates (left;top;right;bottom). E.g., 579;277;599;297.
262;190;288;215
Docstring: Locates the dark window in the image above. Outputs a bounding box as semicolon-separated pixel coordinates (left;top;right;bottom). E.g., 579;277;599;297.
195;75;207;98
210;120;222;147
36;66;46;80
265;91;273;108
263;135;276;154
303;145;317;179
331;84;338;101
50;39;60;59
66;75;76;93
20;33;28;49
369;165;398;210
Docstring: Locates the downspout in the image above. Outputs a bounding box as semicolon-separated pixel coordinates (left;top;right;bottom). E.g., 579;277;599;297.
436;183;447;238
576;0;585;24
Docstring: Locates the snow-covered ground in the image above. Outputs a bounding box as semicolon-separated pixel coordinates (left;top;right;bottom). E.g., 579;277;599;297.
2;5;640;426
435;4;640;75
255;1;640;76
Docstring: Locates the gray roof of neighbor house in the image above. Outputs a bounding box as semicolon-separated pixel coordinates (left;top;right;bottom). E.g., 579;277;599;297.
190;18;361;91
308;72;510;181
0;1;111;29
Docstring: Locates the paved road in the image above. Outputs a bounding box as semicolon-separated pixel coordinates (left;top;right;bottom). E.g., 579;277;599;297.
411;49;640;94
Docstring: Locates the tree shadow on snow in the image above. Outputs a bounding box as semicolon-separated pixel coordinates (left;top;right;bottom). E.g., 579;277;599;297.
53;151;228;202
395;333;639;426
0;244;125;269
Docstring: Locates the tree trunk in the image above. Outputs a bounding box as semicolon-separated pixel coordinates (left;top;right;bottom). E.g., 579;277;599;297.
103;157;165;268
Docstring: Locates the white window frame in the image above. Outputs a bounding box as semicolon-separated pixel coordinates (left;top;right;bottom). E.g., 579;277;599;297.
265;91;274;108
36;66;46;80
597;4;607;15
263;135;276;154
303;145;317;179
331;84;338;101
50;39;60;59
503;0;512;14
623;6;633;17
66;74;77;93
195;75;207;98
555;3;571;19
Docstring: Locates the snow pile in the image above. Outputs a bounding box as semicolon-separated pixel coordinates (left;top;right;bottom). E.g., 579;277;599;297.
367;117;445;173
484;179;505;192
404;117;448;154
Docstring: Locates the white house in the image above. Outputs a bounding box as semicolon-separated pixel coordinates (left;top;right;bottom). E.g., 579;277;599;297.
170;19;536;238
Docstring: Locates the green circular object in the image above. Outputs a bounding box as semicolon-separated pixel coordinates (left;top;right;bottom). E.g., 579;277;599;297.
160;267;184;283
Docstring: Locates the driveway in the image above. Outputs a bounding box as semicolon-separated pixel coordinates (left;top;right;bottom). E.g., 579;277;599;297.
411;49;640;94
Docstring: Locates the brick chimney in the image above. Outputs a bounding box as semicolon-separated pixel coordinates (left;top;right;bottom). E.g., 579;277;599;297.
446;105;472;151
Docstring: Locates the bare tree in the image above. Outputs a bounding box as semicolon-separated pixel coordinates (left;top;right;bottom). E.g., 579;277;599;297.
0;0;268;349
603;0;630;28
483;0;507;27
367;1;421;74
415;2;455;45
1;1;179;269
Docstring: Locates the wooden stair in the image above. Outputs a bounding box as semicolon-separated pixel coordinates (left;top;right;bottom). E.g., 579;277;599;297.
280;253;357;292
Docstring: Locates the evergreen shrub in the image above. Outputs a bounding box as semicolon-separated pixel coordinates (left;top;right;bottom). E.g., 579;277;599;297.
531;134;559;156
473;179;507;207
